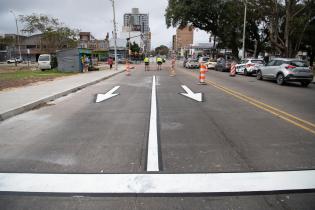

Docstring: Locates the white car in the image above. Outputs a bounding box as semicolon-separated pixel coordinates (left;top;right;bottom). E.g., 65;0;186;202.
38;54;57;70
185;59;199;69
236;59;265;76
7;58;23;64
205;60;217;69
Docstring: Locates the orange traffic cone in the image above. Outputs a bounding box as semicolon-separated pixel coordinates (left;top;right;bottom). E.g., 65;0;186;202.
198;64;207;85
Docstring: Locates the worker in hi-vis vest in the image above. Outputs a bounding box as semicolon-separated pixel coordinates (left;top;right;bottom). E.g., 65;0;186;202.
156;56;163;71
144;56;150;71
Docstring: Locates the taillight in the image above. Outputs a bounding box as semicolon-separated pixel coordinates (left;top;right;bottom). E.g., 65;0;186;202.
285;65;296;69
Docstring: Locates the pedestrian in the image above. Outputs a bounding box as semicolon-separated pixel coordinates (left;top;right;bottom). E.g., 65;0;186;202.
144;56;150;71
156;56;163;70
108;57;113;69
85;56;90;73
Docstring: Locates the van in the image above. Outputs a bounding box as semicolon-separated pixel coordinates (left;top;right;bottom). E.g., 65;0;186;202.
38;54;57;70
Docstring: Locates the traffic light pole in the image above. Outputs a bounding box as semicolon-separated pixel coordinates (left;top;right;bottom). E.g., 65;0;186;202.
110;0;118;70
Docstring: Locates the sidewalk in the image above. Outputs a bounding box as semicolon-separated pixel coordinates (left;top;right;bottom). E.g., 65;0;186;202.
0;67;125;121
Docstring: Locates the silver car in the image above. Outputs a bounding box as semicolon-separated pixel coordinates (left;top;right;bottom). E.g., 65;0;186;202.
185;59;199;69
256;58;313;87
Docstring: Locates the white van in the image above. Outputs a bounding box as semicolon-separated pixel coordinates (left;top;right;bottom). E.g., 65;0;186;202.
38;54;57;70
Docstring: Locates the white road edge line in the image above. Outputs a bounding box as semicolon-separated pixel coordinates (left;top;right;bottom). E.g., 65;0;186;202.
1;171;315;193
147;75;159;171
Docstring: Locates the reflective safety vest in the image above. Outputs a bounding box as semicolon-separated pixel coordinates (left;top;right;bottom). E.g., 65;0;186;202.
157;57;162;62
144;57;149;63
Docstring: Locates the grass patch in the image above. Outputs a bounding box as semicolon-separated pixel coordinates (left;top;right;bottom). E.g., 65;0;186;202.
0;69;77;90
0;69;76;81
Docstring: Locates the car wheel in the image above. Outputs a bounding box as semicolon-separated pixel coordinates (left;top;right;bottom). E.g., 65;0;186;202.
276;73;285;85
301;81;310;87
256;70;263;80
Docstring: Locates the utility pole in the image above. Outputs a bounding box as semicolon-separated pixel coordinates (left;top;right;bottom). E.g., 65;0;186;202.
241;0;247;60
110;0;118;70
10;10;22;62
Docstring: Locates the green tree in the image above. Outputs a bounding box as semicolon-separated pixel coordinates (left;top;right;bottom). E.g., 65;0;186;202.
155;45;169;55
128;41;140;53
19;13;78;51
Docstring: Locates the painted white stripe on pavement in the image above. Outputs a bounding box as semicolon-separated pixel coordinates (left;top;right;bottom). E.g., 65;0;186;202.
0;171;315;193
147;75;159;171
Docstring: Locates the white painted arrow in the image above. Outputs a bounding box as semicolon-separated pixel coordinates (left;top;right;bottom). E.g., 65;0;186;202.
180;85;203;102
96;86;120;103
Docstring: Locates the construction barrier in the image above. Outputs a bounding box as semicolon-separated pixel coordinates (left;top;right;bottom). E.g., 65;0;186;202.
170;58;176;76
230;62;236;77
126;61;130;76
198;64;207;85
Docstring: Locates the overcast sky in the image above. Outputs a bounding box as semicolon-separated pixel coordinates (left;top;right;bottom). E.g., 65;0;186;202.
0;0;209;49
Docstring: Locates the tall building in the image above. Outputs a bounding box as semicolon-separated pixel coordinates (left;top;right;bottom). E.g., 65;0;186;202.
122;8;151;52
176;26;193;50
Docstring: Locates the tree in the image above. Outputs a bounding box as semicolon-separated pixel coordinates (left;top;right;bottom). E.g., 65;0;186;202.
165;0;262;58
128;41;140;53
155;45;169;55
256;0;315;57
19;13;78;51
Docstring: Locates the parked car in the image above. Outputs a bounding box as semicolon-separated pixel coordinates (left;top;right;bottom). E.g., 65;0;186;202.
236;58;265;76
256;58;314;87
7;58;23;64
215;58;231;72
185;59;199;69
205;59;217;69
198;56;210;64
38;54;57;70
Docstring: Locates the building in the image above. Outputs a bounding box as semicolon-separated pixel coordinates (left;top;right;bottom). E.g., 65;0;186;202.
1;33;59;62
123;8;151;52
171;26;194;57
176;26;193;50
78;32;110;61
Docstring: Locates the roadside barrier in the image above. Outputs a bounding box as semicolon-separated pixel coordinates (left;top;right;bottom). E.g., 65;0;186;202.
230;62;236;77
198;64;207;85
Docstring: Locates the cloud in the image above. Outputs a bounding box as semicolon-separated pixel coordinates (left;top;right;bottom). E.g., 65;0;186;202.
0;0;209;48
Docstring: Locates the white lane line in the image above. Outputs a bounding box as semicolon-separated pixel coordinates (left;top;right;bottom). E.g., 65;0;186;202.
1;171;315;193
147;75;159;171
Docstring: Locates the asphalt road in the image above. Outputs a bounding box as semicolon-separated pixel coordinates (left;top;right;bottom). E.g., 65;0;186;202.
0;62;314;209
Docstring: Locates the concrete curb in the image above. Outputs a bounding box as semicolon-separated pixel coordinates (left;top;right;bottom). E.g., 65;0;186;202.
0;70;125;121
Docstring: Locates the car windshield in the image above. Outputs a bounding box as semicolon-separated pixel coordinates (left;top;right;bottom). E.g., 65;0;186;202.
38;56;50;61
285;60;308;67
252;60;265;64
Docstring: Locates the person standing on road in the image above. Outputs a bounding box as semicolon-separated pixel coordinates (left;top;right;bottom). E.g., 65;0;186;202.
144;56;150;71
156;56;163;71
108;57;113;69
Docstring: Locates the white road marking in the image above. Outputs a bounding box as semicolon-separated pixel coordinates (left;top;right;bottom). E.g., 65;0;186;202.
147;76;159;171
1;170;315;193
180;85;203;102
96;86;120;103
